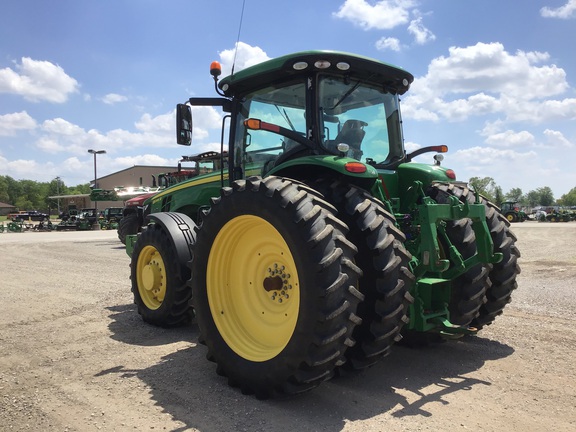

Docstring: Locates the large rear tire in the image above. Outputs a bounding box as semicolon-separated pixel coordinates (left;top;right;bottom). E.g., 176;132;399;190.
433;183;521;329
190;176;363;398
310;179;413;370
130;224;193;327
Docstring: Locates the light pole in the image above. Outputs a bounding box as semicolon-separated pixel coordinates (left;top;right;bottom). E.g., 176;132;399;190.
55;176;61;215
88;149;106;224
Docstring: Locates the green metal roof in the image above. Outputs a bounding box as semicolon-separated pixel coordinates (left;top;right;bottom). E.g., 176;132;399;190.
219;50;414;97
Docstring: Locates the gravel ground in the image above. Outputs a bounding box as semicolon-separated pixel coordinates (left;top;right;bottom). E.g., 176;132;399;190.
0;222;575;431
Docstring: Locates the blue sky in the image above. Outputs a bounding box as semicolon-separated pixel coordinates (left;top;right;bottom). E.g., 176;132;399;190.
1;0;575;198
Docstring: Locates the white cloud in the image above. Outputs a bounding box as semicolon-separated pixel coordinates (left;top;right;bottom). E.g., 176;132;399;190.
0;111;37;136
134;112;173;134
218;42;270;76
543;129;574;148
36;137;66;153
0;154;40;178
407;16;435;45
404;140;421;152
42;118;85;136
375;37;402;52
0;57;79;103
402;42;573;123
447;144;576;194
17;105;224;163
540;0;576;19
451;146;536;170
60;157;84;173
102;93;128;105
421;43;566;99
113;154;173;167
484;129;535;148
333;0;414;30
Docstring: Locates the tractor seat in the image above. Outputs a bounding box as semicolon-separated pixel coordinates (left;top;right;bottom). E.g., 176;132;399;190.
333;119;367;159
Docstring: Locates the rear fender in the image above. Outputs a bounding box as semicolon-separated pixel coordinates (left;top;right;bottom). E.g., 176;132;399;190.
268;155;379;191
145;212;197;271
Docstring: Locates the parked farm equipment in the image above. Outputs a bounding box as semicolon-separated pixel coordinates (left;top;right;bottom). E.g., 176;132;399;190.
126;51;521;398
0;220;26;232
546;210;572;222
99;207;123;230
55;205;92;231
500;201;528;222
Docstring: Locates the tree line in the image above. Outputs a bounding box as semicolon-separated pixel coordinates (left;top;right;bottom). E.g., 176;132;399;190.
1;174;575;213
469;176;576;207
0;176;90;214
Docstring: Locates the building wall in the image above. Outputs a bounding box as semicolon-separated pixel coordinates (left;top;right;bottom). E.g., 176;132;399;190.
93;165;175;212
0;202;17;216
97;166;174;190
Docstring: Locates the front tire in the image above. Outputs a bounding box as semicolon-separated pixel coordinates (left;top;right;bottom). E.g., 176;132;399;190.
130;224;193;327
191;176;363;398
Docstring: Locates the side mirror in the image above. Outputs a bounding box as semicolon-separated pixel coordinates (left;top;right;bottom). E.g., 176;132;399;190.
176;104;192;145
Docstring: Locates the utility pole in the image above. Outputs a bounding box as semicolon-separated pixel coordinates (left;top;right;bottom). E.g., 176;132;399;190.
88;149;106;227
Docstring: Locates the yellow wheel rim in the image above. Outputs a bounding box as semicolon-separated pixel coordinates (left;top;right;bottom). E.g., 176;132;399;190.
207;215;300;362
136;245;167;310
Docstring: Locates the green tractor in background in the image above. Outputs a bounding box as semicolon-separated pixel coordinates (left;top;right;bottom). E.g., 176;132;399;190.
100;207;124;230
545;210;571;222
127;51;520;398
500;201;528;222
113;151;226;244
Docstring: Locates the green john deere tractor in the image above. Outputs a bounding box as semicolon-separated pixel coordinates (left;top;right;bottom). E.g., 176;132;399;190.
500;201;528;222
127;51;520;398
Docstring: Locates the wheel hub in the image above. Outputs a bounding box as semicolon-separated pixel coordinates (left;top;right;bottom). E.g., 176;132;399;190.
207;214;300;361
142;260;163;292
264;264;292;304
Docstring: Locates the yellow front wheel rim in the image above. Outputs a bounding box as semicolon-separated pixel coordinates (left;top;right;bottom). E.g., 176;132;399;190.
136;245;167;310
207;215;300;362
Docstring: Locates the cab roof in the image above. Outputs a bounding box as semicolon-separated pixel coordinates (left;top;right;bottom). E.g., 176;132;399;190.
218;50;414;97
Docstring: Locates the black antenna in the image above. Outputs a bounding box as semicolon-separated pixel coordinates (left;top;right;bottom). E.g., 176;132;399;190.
231;0;246;76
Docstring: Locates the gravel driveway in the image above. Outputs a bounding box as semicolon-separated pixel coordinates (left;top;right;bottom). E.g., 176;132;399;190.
1;223;575;431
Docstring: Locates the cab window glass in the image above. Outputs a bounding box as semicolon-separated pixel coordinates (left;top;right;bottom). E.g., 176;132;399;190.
234;82;306;177
319;76;402;164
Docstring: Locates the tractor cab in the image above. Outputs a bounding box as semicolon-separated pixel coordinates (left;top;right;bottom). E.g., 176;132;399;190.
177;51;455;205
177;52;416;180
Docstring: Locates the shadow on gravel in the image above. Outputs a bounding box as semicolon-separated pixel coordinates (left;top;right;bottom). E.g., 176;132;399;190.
91;241;126;250
105;304;196;346
101;305;515;431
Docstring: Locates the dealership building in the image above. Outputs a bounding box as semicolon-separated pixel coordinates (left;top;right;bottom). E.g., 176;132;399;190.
49;165;174;215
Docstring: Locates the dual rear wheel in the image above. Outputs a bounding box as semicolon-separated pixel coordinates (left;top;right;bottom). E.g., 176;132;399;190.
129;177;519;396
130;176;412;397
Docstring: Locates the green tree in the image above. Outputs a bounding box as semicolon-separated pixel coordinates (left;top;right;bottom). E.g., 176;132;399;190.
526;190;540;207
505;187;524;203
0;176;90;213
0;176;9;203
468;176;500;202
68;183;91;194
15;196;34;210
494;186;504;206
537;187;555;206
559;187;576;206
5;176;22;206
526;187;555;207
